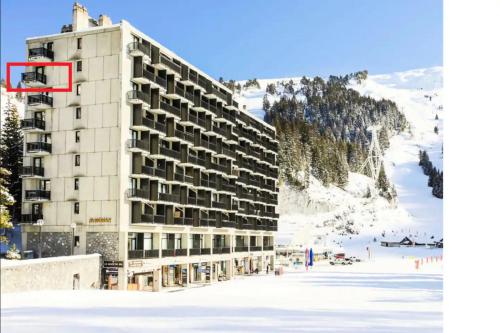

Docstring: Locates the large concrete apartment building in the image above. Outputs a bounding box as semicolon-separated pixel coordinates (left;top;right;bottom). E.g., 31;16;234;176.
19;3;279;291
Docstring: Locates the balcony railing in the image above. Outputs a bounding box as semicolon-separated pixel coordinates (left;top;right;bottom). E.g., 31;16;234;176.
174;249;188;256
160;102;181;118
159;192;180;203
189;248;201;255
159;147;181;160
161;249;175;257
128;249;145;259
250;246;263;251
127;139;149;152
127;188;149;200
128;42;150;57
145;249;159;258
127;90;150;104
20;166;44;177
28;47;54;60
199;218;216;227
234;246;248;252
26;142;51;153
174;217;193;226
213;247;231;254
201;248;211;255
27;94;53;107
22;72;47;85
25;190;50;200
21;118;45;131
263;245;274;251
20;214;43;223
160;55;181;74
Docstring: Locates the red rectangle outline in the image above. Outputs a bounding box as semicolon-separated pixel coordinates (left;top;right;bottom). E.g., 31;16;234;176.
6;62;73;93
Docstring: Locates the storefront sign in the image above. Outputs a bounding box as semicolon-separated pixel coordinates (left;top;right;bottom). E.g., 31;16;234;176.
128;260;143;268
89;217;112;224
104;260;123;268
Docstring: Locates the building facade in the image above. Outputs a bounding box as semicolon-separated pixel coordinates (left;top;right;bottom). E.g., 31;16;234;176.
19;3;279;291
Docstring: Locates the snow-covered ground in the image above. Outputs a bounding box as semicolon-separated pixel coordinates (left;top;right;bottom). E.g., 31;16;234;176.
2;258;442;333
237;67;443;259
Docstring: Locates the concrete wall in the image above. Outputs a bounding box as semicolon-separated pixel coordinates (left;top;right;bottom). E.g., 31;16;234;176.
0;254;101;293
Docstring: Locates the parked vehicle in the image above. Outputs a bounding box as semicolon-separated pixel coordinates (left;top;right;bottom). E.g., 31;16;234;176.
329;258;352;265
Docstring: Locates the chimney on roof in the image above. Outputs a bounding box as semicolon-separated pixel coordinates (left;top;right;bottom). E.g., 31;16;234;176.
72;2;89;31
98;14;112;27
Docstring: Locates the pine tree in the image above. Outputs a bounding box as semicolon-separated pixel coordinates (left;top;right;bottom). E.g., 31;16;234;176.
435;114;439;120
376;164;390;197
0;100;24;221
15;82;23;101
0;168;15;244
434;126;439;134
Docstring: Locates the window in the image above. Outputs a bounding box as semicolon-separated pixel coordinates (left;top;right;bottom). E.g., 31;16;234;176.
74;178;79;190
76;60;82;72
74;236;80;247
75;107;81;119
46;42;53;51
75;155;80;166
77;38;82;49
75;131;80;143
74;202;80;214
76;84;81;96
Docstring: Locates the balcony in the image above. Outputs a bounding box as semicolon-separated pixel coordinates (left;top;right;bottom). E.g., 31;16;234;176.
27;94;53;109
127;139;149;153
189;248;201;255
28;47;54;61
20;214;43;224
174;217;193;226
25;190;50;201
159;55;181;75
158;192;180;203
212;247;231;254
161;249;175;257
128;42;150;58
20;166;44;178
132;66;155;85
26;142;51;155
160;102;181;118
127;188;150;201
145;249;159;258
154;215;167;224
212;201;227;210
263;245;274;251
174;249;188;256
127;90;150;107
200;248;211;255
21;118;46;132
234;246;248;252
250;246;263;252
199;218;216;227
128;250;145;259
22;72;47;87
131;214;154;224
132;113;155;131
159;147;181;161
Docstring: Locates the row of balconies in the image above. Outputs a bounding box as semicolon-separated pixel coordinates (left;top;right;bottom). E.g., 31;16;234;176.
236;189;278;206
128;53;276;143
128;188;233;210
128;246;249;260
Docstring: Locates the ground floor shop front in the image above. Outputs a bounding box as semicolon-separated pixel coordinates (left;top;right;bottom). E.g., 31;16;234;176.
122;253;275;291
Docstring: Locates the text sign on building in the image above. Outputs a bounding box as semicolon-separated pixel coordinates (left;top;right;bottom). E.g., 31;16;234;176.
103;260;123;268
89;217;112;224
